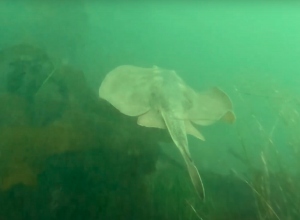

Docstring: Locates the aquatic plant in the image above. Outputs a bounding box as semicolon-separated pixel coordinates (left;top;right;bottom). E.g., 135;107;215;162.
230;76;300;220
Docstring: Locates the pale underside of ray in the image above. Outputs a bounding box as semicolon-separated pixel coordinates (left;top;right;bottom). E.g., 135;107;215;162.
99;65;236;141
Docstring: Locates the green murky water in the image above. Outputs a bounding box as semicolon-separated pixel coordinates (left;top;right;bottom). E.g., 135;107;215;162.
0;1;299;219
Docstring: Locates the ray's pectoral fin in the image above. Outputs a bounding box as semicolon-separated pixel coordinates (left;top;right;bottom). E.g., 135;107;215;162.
137;110;166;129
221;110;236;124
188;87;236;126
99;65;153;117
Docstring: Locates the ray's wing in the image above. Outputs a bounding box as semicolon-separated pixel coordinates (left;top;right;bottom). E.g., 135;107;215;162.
186;87;236;126
99;65;154;116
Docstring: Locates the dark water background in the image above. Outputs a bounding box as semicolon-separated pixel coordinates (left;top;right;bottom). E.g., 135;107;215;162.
0;1;299;219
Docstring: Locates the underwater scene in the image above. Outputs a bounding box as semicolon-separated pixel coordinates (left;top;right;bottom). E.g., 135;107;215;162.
0;1;299;220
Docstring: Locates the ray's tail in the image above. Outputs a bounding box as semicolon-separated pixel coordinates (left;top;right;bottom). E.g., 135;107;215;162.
181;151;205;201
161;111;205;201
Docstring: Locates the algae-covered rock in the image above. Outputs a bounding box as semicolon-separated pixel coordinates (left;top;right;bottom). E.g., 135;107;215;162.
0;44;167;220
0;44;54;98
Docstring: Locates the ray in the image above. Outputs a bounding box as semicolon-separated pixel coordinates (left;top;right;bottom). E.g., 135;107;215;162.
99;65;236;201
